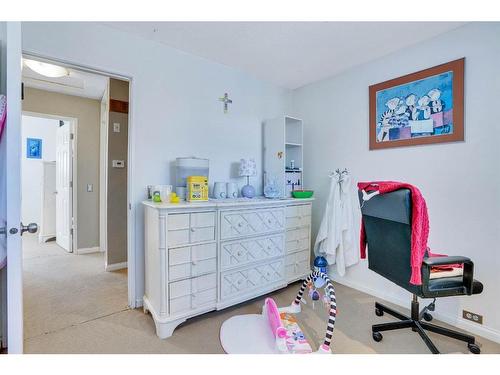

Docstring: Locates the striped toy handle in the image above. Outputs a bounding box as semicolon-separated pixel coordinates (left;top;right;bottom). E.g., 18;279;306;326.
293;270;336;353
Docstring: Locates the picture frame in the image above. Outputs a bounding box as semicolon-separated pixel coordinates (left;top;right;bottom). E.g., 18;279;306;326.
27;138;43;159
369;58;464;150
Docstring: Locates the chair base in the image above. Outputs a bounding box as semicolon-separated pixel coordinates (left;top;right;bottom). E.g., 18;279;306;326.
372;298;481;354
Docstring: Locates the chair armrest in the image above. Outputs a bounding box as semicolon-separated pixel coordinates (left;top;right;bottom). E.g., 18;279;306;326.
422;256;472;267
422;256;474;295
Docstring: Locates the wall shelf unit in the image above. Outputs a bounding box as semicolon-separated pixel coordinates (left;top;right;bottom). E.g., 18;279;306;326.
263;116;304;197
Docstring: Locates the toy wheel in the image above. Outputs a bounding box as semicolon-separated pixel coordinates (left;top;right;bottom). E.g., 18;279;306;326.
372;332;383;342
423;312;433;322
375;308;384;317
468;343;480;354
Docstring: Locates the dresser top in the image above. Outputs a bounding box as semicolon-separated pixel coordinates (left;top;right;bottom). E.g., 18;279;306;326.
142;196;314;210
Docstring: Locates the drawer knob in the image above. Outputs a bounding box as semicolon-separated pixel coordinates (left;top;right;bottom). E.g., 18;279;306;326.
191;228;196;232
267;246;271;250
237;251;242;256
238;222;243;227
192;260;197;265
268;219;272;224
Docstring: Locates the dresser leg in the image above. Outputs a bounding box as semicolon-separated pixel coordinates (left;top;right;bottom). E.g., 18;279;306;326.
155;318;186;339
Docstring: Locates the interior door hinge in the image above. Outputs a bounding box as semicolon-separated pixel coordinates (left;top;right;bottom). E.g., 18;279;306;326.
70;228;74;236
69;181;73;188
21;82;24;100
70;133;74;140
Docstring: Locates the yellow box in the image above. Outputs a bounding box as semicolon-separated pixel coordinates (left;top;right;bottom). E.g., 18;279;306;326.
187;176;209;201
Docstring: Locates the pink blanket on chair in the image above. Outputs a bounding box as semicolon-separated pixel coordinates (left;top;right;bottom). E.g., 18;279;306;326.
358;181;459;285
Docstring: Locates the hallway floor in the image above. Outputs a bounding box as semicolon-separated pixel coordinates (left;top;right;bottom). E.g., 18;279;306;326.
22;236;500;354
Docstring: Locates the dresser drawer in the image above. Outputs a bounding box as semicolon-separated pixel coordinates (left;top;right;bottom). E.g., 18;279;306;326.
220;234;284;270
220;259;284;300
169;243;217;281
286;227;309;254
167;211;216;247
286;204;311;229
169;273;217;315
220;208;285;240
285;250;311;281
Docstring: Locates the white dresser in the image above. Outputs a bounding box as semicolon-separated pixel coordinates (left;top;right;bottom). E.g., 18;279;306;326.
143;197;313;339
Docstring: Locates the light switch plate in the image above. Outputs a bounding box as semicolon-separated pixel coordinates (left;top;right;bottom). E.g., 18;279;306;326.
113;123;120;133
112;160;125;168
87;184;93;192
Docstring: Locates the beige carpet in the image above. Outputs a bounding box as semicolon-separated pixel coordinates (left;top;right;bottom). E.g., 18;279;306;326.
22;237;500;354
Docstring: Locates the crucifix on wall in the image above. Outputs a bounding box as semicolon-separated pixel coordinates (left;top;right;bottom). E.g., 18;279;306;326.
219;93;233;113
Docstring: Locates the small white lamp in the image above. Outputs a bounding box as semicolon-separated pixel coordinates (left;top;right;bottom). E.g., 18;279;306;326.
239;158;257;198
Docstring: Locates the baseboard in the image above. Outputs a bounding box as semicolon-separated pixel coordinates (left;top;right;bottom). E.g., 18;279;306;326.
76;246;100;255
330;275;500;344
105;261;127;272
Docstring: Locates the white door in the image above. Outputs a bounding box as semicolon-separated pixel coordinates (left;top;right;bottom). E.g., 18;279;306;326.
55;120;73;252
0;22;24;354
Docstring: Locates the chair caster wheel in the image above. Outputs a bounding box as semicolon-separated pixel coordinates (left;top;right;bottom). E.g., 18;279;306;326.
372;332;383;342
375;308;384;317
423;312;433;322
468;343;480;354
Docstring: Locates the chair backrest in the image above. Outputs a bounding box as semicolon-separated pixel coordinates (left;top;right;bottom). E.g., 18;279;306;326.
358;188;420;294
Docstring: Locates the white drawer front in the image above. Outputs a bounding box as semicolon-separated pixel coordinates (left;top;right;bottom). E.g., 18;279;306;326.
190;226;215;243
220;234;284;270
169;273;217;315
285;227;309;254
191;212;215;228
286;204;311;229
286;204;312;218
285;250;311;281
168;212;216;247
220;259;284;300
169;243;217;281
220;208;285;240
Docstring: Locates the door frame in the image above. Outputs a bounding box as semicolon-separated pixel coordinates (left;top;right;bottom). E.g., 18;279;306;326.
21;111;77;253
99;81;110;256
21;52;137;308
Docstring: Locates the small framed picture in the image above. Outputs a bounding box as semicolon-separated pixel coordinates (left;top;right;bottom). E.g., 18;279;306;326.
369;58;464;150
27;138;42;159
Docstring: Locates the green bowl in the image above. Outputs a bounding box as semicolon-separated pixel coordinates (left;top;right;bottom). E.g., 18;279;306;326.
292;190;314;199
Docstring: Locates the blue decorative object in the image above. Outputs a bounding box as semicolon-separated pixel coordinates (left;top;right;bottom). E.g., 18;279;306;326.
27;138;42;159
239;158;257;198
314;256;328;274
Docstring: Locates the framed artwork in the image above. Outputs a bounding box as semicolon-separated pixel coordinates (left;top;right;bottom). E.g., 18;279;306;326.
27;138;42;159
369;58;464;150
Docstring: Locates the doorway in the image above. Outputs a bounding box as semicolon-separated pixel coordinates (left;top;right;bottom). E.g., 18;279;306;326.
20;56;132;348
21;113;76;253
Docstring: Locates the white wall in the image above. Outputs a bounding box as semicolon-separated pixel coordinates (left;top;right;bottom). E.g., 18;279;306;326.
291;23;500;342
21;22;291;305
20;115;58;226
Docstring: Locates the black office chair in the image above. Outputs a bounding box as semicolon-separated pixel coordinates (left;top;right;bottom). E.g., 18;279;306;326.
358;188;483;354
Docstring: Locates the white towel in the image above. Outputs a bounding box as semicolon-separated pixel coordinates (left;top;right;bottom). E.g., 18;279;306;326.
314;171;358;276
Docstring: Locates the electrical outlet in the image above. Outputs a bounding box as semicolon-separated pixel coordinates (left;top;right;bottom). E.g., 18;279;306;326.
113;123;120;133
463;310;483;324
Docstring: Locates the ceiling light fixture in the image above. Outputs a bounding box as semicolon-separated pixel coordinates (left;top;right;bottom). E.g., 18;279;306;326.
24;59;69;78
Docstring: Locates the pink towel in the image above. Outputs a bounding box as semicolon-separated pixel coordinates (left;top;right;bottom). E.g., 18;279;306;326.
358;181;456;285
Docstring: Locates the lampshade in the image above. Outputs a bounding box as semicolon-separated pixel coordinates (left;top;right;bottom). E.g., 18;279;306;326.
238;158;257;177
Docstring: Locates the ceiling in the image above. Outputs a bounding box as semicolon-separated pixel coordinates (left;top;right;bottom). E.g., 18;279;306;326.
103;22;466;89
22;62;108;100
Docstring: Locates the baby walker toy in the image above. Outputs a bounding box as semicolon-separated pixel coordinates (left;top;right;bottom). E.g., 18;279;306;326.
219;270;337;354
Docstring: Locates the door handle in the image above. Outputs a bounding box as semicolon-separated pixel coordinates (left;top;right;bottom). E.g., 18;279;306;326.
20;222;38;236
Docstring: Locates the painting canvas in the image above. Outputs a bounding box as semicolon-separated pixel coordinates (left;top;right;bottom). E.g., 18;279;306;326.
369;58;464;150
27;138;42;159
